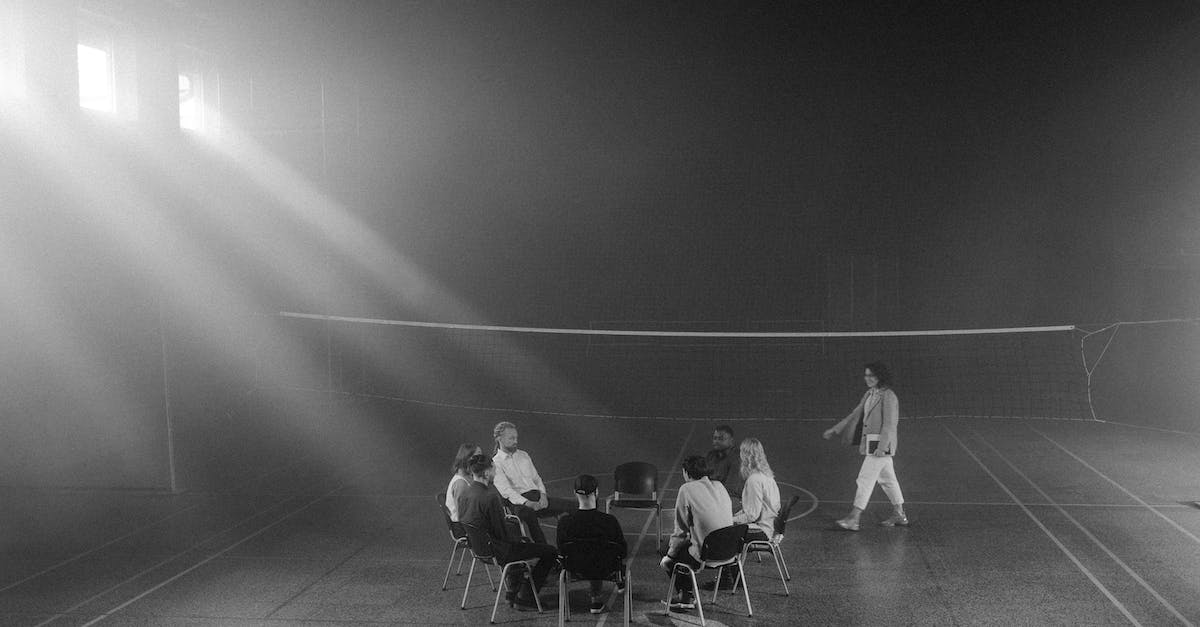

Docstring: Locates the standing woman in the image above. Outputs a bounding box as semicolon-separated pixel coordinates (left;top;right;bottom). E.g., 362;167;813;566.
822;362;907;531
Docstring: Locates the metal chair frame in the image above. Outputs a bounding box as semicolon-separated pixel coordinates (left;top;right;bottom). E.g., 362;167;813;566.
605;462;663;551
734;494;801;596
461;522;544;623
437;492;477;591
557;540;631;626
662;524;752;626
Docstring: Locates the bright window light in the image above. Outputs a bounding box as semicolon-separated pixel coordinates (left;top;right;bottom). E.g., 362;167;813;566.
78;43;113;111
179;73;201;130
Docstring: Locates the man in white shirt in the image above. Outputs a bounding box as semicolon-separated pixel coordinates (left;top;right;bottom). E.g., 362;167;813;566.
491;421;575;544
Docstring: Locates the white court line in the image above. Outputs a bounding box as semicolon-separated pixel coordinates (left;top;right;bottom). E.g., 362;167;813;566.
1;458;305;597
943;425;1141;626
595;423;696;627
75;471;360;627
1029;425;1200;547
972;428;1192;626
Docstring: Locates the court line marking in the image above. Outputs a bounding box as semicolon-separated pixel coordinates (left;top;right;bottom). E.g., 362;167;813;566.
74;470;361;627
972;428;1192;626
943;425;1141;626
1029;425;1200;547
31;496;303;627
595;423;696;627
0;457;307;596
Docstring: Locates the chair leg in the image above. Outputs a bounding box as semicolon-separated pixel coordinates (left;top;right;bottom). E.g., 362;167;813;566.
491;563;514;624
663;567;678;609
736;557;752;617
529;564;543;613
623;567;632;626
779;547;792;581
771;545;790;595
688;568;705;626
559;569;568;625
484;562;495;590
461;558;476;609
456;543;469;574
711;566;722;604
656;507;663;552
732;547;749;594
442;541;459;590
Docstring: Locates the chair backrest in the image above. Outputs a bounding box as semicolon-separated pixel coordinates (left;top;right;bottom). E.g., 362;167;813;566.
699;524;748;563
559;539;625;581
437;492;466;540
773;494;801;536
462;521;497;560
613;462;657;498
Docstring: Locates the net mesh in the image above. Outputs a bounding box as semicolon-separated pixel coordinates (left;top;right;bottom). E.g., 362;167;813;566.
254;313;1094;422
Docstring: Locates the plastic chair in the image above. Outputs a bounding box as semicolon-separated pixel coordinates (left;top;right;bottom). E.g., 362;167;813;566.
461;522;543;623
734;494;801;595
605;462;662;550
437;492;480;591
663;523;752;625
557;539;630;626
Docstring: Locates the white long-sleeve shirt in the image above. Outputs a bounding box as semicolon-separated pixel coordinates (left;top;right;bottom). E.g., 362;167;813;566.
491;448;547;506
672;476;733;562
732;471;780;537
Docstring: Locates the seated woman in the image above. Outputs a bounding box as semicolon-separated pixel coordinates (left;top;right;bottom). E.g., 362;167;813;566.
733;437;780;542
445;442;482;522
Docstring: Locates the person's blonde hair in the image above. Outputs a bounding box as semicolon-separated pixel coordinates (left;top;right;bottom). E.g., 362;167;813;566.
493;421;517;453
739;438;774;479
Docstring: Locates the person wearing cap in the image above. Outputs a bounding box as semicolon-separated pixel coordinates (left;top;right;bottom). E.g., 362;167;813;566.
491;421;576;544
457;454;558;609
556;474;627;614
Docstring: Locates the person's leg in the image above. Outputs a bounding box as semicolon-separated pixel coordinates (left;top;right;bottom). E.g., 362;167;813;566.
511;505;547;543
841;455;884;529
876;457;907;525
503;541;557;603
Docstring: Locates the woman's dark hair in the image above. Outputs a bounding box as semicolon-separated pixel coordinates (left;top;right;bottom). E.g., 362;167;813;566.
681;455;709;480
864;362;893;388
466;453;493;477
452;442;481;474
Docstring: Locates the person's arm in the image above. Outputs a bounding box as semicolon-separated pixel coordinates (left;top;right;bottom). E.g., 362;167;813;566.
733;475;763;524
669;488;691;552
824;395;865;439
485;492;511;541
876;390;899;456
491;456;527;506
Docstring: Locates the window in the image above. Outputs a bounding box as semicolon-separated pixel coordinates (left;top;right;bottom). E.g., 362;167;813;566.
178;46;216;133
77;42;113;111
0;1;25;99
179;72;201;129
77;11;136;119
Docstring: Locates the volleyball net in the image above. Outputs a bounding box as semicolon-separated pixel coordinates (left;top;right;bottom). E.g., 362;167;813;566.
248;312;1124;423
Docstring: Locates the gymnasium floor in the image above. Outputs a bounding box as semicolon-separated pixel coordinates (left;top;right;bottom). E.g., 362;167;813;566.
2;396;1199;625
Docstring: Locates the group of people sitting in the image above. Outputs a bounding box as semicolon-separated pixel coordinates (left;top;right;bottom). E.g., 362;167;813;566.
443;420;781;615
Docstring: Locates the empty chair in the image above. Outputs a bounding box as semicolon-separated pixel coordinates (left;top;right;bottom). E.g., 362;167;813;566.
461;522;543;623
735;494;801;595
557;539;630;626
605;462;662;550
438;492;485;591
663;523;752;625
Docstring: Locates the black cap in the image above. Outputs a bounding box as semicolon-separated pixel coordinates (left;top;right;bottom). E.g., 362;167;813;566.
574;474;598;495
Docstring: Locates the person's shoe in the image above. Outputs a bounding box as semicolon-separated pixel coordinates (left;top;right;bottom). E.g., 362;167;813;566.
835;517;860;531
589;595;605;614
880;513;909;527
668;590;695;612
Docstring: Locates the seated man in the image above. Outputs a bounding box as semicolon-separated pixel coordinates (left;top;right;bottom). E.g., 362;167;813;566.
557;474;627;614
491;421;575;544
660;455;732;612
706;424;743;513
457;454;558;608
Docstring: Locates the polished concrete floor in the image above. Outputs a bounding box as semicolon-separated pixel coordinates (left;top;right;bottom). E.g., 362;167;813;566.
2;400;1199;625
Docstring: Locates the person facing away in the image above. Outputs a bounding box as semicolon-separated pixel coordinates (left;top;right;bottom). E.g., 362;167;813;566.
822;361;907;531
490;421;576;544
456;454;558;608
705;424;743;512
556;474;627;615
660;455;732;612
444;442;482;522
